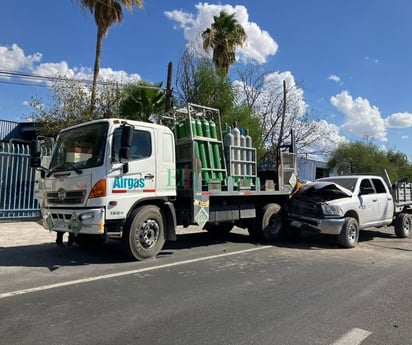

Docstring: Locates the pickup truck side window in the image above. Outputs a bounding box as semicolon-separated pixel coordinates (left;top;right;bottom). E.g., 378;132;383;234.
372;178;387;193
360;179;375;195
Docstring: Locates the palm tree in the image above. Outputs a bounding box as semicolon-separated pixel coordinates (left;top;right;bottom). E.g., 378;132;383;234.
120;81;165;122
80;0;143;114
202;10;247;76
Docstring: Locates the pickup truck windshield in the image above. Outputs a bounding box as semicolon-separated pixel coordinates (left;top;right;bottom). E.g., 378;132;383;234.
49;122;108;173
317;177;357;192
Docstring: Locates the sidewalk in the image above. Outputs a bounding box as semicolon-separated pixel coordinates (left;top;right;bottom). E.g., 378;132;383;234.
0;221;56;248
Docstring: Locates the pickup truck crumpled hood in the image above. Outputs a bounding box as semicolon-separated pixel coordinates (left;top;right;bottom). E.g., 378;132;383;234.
294;181;352;201
288;182;352;219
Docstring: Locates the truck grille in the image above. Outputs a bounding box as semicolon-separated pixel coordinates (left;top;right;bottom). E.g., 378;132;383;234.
289;199;323;218
47;190;87;204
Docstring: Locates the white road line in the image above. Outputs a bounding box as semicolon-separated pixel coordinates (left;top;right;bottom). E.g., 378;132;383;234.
0;246;272;299
332;328;372;345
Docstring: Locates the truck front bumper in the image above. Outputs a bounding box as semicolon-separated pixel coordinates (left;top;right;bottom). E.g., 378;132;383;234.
41;208;105;235
287;215;345;235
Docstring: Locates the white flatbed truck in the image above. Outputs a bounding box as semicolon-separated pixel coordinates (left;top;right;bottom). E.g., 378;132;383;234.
31;103;297;260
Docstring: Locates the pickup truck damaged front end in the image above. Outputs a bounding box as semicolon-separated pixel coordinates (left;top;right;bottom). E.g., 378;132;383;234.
286;182;352;235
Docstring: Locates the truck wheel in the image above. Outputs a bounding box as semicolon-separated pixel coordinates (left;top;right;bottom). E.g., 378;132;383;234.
261;203;283;241
337;217;359;248
122;205;165;260
394;213;411;238
204;223;233;235
248;203;283;242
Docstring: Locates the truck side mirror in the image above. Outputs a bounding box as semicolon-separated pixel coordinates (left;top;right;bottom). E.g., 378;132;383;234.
30;140;41;168
119;125;133;161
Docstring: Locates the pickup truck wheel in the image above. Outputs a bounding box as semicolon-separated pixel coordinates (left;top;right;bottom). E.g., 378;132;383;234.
337;217;359;248
122;205;165;260
394;213;411;238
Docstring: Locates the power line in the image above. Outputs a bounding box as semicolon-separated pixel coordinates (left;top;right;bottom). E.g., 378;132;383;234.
0;69;164;90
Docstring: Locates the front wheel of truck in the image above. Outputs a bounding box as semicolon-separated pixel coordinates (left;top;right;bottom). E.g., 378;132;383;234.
394;213;411;238
122;205;165;260
337;217;359;248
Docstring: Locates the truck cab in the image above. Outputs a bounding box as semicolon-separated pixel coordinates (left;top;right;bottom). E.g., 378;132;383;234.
32;119;177;256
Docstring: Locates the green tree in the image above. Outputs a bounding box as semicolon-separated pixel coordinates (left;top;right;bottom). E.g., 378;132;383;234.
28;77;123;137
80;0;143;112
120;81;165;122
327;141;412;182
202;10;247;75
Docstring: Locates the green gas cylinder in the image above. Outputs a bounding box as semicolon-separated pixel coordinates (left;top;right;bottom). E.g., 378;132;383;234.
209;119;222;180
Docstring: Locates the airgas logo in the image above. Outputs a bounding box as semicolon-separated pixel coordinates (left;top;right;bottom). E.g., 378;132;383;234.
113;177;145;191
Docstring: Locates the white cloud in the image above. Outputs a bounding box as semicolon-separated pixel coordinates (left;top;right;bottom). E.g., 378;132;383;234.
0;44;42;73
164;3;278;65
33;61;75;79
330;90;387;142
385;112;412;128
328;74;341;83
0;43;141;84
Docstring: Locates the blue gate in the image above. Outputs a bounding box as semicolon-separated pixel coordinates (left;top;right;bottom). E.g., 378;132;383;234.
0;142;40;219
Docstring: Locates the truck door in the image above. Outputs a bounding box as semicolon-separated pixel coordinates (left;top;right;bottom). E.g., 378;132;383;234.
111;127;156;196
357;178;380;226
372;178;394;223
127;128;156;193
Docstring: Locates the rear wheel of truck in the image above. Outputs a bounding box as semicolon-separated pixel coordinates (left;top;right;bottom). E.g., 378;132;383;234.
122;205;165;260
337;217;359;248
394;213;411;238
248;203;283;242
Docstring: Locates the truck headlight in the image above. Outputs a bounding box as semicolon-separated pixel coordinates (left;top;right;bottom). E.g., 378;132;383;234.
321;204;343;217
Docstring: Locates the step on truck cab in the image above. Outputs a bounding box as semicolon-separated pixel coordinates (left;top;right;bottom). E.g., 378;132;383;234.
31;103;297;260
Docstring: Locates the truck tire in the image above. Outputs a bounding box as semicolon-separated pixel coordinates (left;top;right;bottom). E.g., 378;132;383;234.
122;205;165;260
337;217;359;248
204;223;233;235
248;203;283;242
394;213;411;238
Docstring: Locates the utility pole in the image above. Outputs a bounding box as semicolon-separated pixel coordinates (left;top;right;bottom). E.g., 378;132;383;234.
165;62;173;112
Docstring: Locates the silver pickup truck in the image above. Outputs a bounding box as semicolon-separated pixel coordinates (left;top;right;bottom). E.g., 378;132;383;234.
286;175;412;248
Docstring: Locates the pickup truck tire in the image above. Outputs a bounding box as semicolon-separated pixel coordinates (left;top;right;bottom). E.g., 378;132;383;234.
122;205;165;260
394;213;411;238
337;217;359;248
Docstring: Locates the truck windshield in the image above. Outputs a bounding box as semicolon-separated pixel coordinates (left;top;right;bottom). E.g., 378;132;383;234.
49;122;108;173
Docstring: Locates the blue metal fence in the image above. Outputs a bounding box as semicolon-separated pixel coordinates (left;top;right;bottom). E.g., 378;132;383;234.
0;142;40;219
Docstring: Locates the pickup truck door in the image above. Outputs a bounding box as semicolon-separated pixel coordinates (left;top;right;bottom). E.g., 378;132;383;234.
357;178;380;227
372;178;394;223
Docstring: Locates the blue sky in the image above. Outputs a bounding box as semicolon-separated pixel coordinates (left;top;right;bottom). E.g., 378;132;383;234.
1;1;412;159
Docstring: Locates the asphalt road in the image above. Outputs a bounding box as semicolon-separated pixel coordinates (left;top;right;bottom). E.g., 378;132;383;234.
1;225;412;345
